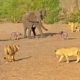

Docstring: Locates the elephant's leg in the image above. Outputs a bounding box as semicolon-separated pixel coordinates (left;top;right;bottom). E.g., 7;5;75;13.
27;28;32;38
24;27;27;38
32;27;36;37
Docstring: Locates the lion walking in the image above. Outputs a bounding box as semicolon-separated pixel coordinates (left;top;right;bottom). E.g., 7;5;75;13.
4;44;20;62
55;47;80;63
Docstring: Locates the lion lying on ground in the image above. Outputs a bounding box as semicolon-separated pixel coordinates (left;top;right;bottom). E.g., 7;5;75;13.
4;44;20;62
55;47;80;63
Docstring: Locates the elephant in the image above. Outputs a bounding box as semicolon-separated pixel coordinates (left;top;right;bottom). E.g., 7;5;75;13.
22;9;48;38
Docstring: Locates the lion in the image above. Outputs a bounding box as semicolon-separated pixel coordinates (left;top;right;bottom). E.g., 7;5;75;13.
68;22;76;32
75;26;80;32
55;47;80;63
4;44;20;62
68;22;79;32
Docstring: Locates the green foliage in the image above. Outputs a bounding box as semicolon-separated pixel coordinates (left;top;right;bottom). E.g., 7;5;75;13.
43;0;60;23
0;0;60;23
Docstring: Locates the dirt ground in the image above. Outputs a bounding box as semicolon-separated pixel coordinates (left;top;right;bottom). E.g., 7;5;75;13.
0;23;80;80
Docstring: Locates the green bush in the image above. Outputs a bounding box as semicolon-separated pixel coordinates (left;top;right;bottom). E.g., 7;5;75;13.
0;0;60;23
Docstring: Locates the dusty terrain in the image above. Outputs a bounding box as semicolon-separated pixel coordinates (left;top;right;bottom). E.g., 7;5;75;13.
0;23;80;80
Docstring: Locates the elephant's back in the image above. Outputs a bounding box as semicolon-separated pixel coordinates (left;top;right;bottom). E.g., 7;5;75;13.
22;11;41;23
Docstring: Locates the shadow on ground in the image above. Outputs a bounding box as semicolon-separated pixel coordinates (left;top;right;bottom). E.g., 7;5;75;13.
0;32;78;40
15;56;32;62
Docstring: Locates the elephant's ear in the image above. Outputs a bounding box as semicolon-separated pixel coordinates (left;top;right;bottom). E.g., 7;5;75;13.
39;9;46;20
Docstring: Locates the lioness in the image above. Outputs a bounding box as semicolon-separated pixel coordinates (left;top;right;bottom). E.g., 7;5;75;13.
55;47;80;63
4;44;20;62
